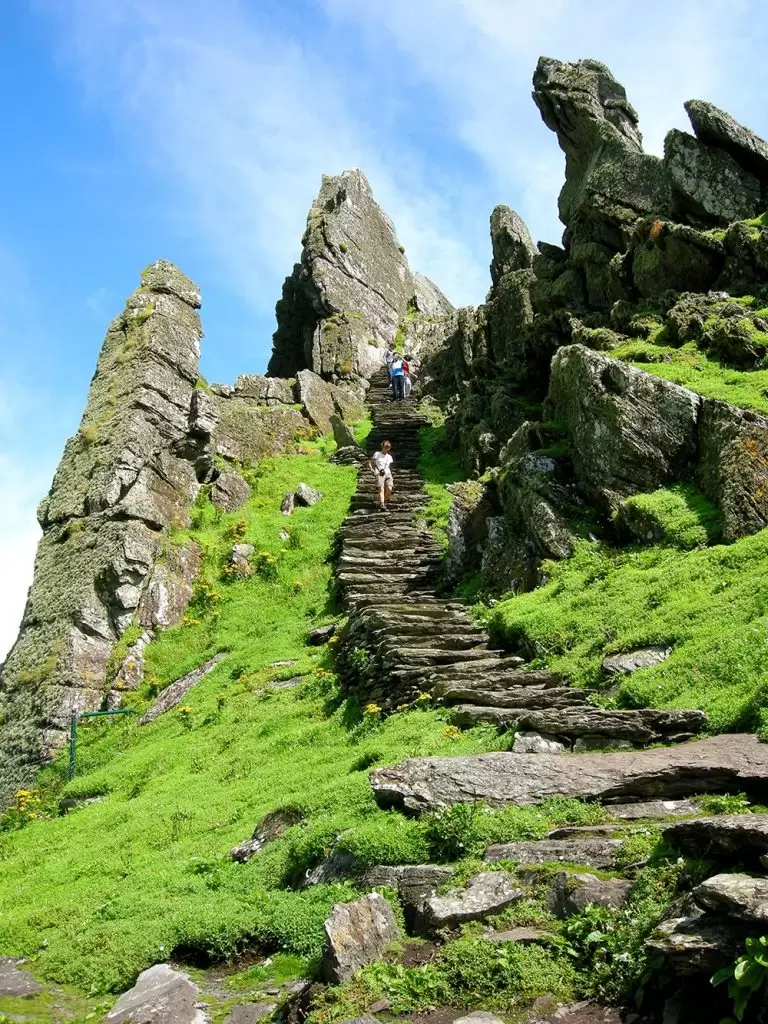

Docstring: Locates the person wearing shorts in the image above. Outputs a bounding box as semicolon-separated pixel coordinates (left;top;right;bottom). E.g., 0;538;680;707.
368;440;394;510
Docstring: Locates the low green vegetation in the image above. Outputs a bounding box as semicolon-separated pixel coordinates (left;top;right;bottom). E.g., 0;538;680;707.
416;418;464;548
613;338;768;414
616;484;723;549
489;528;768;731
0;450;506;995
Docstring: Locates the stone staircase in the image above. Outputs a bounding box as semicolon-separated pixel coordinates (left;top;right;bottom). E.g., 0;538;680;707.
336;372;705;749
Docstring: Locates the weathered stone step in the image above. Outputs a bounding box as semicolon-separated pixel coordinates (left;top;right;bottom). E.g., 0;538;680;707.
434;672;565;702
485;838;622;869
370;734;768;813
510;707;708;745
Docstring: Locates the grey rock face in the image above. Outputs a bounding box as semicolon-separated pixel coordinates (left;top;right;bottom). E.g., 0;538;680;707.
295;483;323;507
212;471;251;512
269;169;442;378
361;864;454;911
107;963;208;1024
664;129;760;224
139;541;202;630
545;345;700;509
533;57;670;308
454;1014;505;1024
0;261;203;808
308;624;336;645
549;871;631;918
295;369;363;434
0;958;44;997
490;205;536;284
513;731;567;755
230;544;255;576
370;734;768;813
512;707;706;746
665;814;768;867
685;99;768;181
322;893;401;983
414;871;523;934
602;647;672;675
230;807;304;863
647;912;749;976
695;873;768;922
281;492;295;516
331;413;357;449
139;653;225;725
608;798;699;820
445;481;495;584
485;839;621;869
697;398;768;541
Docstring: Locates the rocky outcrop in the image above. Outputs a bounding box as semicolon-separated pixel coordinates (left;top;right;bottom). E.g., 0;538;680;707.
370;734;768;813
268;169;452;379
138;653;225;725
322;893;400;983
549;872;631;918
665;814;768;868
412;871;523;934
485;838;621;869
0;262;203;806
107;964;208;1024
230;807;305;863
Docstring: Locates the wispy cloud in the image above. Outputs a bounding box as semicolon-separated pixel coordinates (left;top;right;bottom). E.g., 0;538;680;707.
41;0;489;313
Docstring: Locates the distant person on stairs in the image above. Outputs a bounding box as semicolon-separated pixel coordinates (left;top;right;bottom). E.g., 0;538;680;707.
403;354;413;398
390;355;405;401
384;346;395;382
368;440;394;510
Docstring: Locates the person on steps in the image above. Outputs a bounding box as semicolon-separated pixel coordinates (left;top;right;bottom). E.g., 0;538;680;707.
402;354;413;398
390;355;405;401
368;440;394;511
384;346;395;383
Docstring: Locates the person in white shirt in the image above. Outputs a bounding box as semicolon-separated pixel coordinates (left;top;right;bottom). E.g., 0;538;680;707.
367;440;394;511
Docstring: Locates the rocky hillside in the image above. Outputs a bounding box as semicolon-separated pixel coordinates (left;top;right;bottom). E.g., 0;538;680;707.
3;52;768;1024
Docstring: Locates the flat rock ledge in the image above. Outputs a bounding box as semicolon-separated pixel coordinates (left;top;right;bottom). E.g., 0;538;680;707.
370;735;768;812
413;870;523;934
107;964;209;1024
695;872;768;922
484;838;622;869
665;813;768;866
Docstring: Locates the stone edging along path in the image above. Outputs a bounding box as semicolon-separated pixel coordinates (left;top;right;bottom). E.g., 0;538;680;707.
335;369;707;754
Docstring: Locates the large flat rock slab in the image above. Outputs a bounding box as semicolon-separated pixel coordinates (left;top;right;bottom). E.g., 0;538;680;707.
370;735;768;813
484;838;622;869
107;964;209;1024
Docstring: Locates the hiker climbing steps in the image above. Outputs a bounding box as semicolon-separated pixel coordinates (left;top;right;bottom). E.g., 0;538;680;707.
336;370;706;750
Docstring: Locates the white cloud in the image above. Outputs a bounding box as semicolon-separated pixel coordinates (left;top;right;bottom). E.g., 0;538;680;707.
0;453;48;662
42;0;489;316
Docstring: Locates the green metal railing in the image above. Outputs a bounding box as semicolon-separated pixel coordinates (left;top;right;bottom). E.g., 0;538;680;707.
68;709;135;780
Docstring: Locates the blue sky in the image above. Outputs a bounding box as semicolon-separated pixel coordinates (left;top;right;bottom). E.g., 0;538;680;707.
2;0;767;658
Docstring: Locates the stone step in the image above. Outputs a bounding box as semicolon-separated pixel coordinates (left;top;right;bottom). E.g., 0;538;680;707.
510;707;708;745
434;671;564;702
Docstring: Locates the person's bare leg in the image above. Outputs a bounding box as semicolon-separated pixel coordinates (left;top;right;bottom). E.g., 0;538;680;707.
377;481;386;509
384;480;393;504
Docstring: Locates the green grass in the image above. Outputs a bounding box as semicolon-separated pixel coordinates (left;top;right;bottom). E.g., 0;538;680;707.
0;451;503;995
488;530;768;731
416;423;464;548
615;483;722;549
612;339;768;414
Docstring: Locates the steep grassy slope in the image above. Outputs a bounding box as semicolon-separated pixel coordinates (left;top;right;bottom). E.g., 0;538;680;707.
489;522;768;732
0;446;507;995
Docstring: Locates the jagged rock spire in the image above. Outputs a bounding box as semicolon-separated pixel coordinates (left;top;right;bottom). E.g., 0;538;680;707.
268;169;452;379
0;261;203;808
